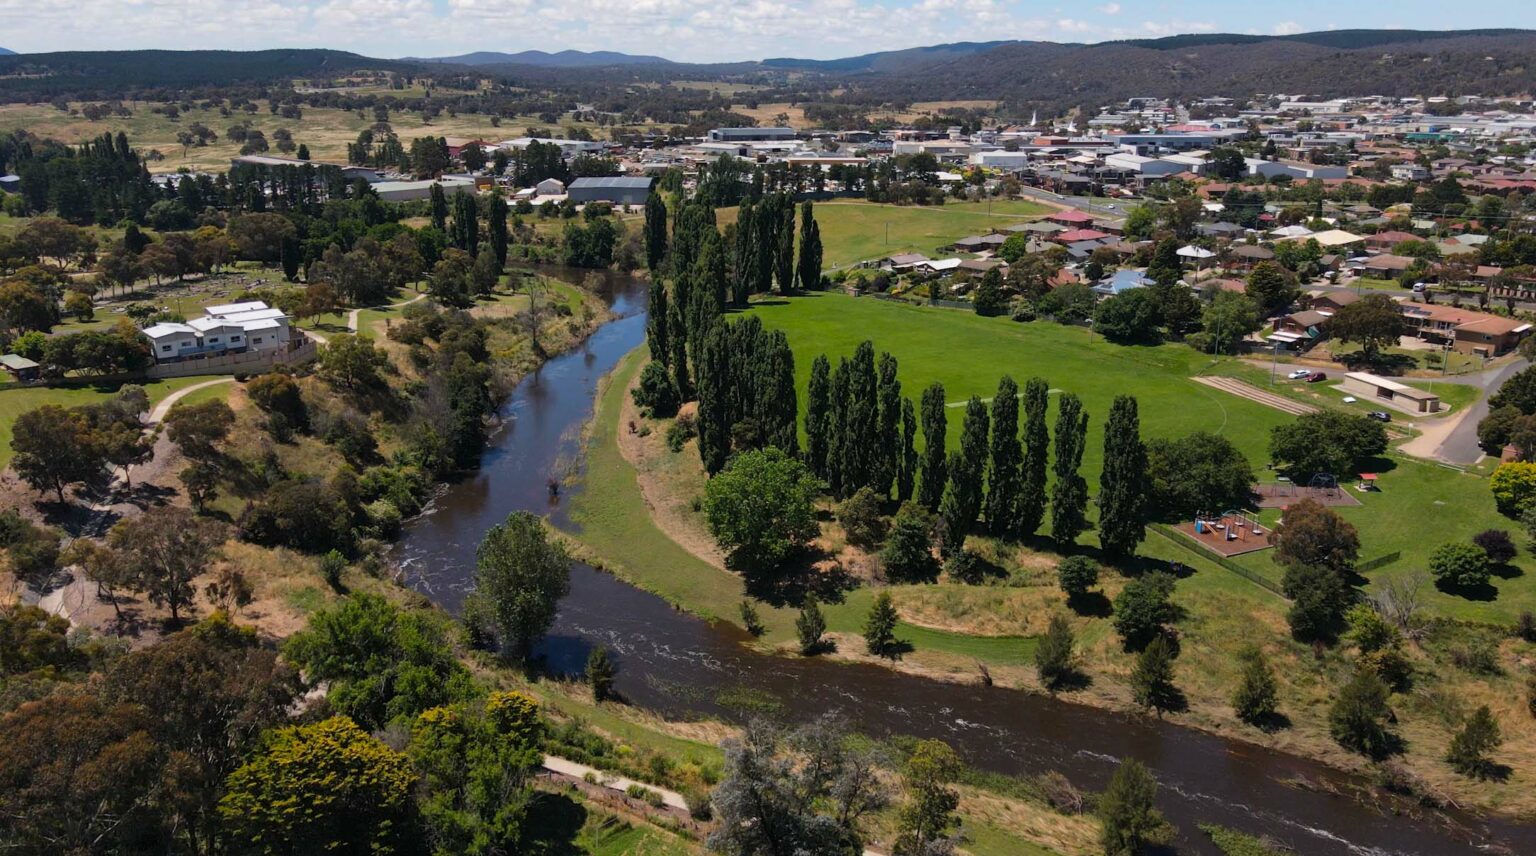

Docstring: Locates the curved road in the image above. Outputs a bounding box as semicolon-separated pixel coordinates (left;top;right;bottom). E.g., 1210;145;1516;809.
1428;356;1528;464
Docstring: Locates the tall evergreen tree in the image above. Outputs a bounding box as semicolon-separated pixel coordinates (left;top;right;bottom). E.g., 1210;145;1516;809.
753;195;777;295
732;202;757;305
942;397;988;545
429;182;448;232
450;190;478;255
985;376;1022;536
774;193;796;294
875;352;902;497
1097;395;1148;559
763;331;799;455
646;280;670;366
488;193;509;269
898;398;918;503
806;355;831;478
797;200;823;291
918;383;948;511
666;295;690;401
825;359;850;497
643;190;668;271
693;229;728;332
1050;393;1090;546
839;341;879;497
696;320;731;475
1017;377;1050;539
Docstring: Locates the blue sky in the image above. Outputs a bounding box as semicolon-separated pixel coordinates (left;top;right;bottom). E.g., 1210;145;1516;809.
1;0;1533;62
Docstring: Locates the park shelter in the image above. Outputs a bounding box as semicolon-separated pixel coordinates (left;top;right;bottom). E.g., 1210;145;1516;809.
1340;372;1440;414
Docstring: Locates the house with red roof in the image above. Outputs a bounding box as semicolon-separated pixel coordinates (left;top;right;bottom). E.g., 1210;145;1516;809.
1047;210;1096;227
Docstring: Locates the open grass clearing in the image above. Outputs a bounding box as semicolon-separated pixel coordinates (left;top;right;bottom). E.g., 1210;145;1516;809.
0;374;223;468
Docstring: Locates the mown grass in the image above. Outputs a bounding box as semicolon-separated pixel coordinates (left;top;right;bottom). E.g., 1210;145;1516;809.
0;374;223;467
714;199;1052;269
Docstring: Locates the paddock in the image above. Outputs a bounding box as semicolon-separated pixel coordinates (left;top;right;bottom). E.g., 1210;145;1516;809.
1174;510;1274;557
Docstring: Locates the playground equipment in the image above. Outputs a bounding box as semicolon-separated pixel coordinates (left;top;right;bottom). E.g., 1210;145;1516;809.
1194;509;1265;543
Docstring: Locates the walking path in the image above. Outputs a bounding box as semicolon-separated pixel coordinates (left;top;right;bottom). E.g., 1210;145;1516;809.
306;293;427;345
145;377;235;425
1191;376;1320;417
541;755;688;811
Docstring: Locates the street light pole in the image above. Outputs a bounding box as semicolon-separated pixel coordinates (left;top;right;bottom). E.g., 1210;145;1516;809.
1271;340;1281;385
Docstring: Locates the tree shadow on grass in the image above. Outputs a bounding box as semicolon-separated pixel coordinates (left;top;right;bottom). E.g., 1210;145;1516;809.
1066;591;1113;618
519;791;589;856
1490;562;1524;581
744;549;857;608
1435;578;1498;602
1045;669;1094;693
1245;710;1293;733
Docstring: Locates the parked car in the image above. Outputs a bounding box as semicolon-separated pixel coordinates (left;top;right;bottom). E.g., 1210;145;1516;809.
1287;368;1311;380
1306;372;1327;383
1368;411;1392;422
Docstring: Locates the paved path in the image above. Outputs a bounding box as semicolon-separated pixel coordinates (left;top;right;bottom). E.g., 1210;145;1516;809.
541;755;688;811
146;377;235;424
1191;376;1320;417
348;292;426;334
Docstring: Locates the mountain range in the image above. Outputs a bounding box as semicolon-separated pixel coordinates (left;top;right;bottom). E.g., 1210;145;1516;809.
406;49;671;68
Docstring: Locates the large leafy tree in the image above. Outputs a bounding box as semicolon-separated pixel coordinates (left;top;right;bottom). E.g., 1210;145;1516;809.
893;740;961;855
1200;291;1261;354
1097;760;1173;856
1244;260;1299;316
1145;432;1255;519
220;717;417;853
704;447;819;575
1269;498;1360;574
1268;410;1386;481
1328;293;1406;360
408;695;543;853
9;403;105;502
108;506;227;624
465;511;572;661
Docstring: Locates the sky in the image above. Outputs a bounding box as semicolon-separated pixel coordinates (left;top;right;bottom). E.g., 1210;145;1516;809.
0;0;1533;62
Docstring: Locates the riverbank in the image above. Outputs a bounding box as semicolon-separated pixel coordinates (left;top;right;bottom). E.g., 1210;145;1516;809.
561;347;1536;826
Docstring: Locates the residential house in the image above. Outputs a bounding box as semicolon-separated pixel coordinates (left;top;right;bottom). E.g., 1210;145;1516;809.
0;354;40;382
1271;309;1332;350
1092;269;1152;298
144;301;292;363
1307;291;1360;313
1360;254;1414;276
1229;245;1275;269
1398;302;1532;356
1363;230;1419;252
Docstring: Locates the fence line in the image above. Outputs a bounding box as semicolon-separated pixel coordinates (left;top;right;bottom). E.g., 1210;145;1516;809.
1149;523;1288;599
1356;551;1403;573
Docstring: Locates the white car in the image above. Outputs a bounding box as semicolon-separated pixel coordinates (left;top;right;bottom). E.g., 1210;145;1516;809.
1287;369;1311;380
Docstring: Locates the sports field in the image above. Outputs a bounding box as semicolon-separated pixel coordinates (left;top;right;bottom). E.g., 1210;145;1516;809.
716;199;1055;269
748;293;1536;622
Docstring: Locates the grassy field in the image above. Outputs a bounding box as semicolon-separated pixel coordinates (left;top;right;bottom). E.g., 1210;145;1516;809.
0;100;584;174
0;375;224;468
715;199;1054;269
746;293;1291;482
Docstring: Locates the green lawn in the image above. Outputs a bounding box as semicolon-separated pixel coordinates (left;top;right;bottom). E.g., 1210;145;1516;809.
0;375;223;468
717;199;1052;269
745;293;1291;483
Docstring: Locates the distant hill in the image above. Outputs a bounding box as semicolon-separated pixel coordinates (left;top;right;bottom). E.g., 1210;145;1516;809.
0;48;15;56
761;41;1018;74
413;49;672;68
0;49;409;96
848;29;1536;108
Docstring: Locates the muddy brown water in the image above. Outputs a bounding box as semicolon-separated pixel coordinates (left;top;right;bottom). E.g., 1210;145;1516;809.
395;269;1531;856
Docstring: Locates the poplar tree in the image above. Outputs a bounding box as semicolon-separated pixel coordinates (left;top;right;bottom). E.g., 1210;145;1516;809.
985;376;1022;536
797;200;823;291
732;202;757;305
429;182;448;232
753;196;777;295
806;355;831;478
918;382;948;511
450;190;478;255
1017;377;1050;539
825;359;850;496
763;331;799;455
666;295;690;401
1050;393;1090;546
488;193;509;269
840;341;879;496
1097;394;1148;559
942;397;988;545
643;190;668;270
696;320;731;474
646;280;669;366
898;398;918;503
875;352;901;497
774;193;795;294
690;231;727;341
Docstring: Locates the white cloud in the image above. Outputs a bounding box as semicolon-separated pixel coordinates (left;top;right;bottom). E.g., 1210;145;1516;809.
1272;21;1304;36
1057;19;1096;33
1098;3;1121;14
1140;19;1216;37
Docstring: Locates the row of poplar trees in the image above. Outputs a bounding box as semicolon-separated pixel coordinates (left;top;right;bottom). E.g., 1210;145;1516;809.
806;356;1151;558
641;190;824;475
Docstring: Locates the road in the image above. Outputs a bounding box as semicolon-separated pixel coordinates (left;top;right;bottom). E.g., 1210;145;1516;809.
1427;356;1528;464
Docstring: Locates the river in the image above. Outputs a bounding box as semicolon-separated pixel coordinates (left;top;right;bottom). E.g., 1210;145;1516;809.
394;270;1530;856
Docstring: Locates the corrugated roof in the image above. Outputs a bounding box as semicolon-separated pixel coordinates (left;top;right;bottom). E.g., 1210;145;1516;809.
568;177;654;189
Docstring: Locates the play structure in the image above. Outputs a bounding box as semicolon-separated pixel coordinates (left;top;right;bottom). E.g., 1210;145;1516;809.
1176;509;1274;557
1253;473;1362;508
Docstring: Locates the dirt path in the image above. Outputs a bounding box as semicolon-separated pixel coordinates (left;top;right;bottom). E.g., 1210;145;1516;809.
541;755;688;811
146;377;235;424
1191;376;1320;417
348;292;426;333
615;372;729;570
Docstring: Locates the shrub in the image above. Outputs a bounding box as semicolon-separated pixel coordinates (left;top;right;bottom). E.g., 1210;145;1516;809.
631;361;679;417
880;503;938;583
944;549;985;585
1516;610;1536;642
1112;571;1176;651
1428;542;1491;589
1328;669;1398;759
1472;529;1517;564
739;600;765;637
1491;461;1536;516
1056;555;1099;600
835;487;887;549
1231;646;1279;728
1448;639;1501;676
665;414;696;452
319;549;347;591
